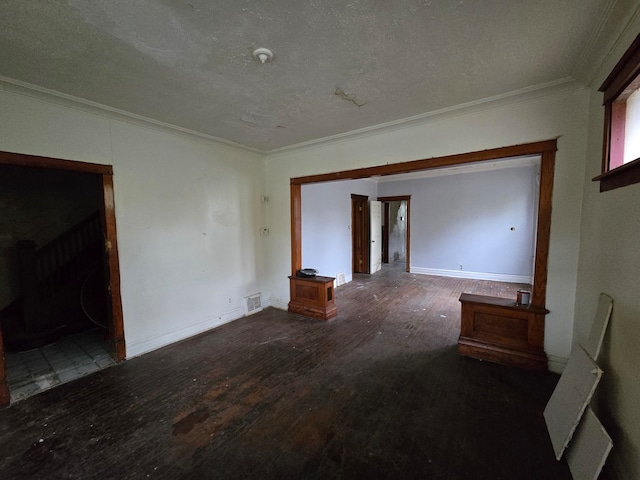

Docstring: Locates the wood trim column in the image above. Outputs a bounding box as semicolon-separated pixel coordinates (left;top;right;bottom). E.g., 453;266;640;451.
100;175;126;361
531;149;555;308
290;183;302;275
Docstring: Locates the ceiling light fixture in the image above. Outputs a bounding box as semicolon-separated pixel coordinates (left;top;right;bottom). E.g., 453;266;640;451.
253;48;273;64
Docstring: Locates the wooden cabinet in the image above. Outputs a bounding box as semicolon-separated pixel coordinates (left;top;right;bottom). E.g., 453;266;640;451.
288;276;337;321
458;293;548;371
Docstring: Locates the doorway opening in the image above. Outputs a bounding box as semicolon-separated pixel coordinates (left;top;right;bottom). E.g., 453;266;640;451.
290;140;556;314
379;196;410;273
0;152;125;406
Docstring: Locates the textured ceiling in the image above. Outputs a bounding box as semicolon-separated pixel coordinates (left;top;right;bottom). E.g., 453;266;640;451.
0;0;624;151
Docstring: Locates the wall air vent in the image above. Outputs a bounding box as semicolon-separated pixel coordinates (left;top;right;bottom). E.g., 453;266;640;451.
244;293;263;315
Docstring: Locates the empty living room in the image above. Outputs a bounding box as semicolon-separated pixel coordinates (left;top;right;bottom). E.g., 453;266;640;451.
1;1;640;479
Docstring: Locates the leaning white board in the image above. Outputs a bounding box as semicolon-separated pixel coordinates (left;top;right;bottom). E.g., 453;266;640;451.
543;345;603;460
582;293;613;361
566;406;613;480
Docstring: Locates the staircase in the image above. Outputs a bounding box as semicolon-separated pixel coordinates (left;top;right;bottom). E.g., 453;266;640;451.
0;212;106;352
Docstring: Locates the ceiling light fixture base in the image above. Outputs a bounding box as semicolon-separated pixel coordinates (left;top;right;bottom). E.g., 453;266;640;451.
253;48;273;64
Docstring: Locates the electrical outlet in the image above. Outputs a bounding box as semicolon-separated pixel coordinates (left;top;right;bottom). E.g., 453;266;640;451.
260;195;269;203
260;228;269;236
459;264;463;270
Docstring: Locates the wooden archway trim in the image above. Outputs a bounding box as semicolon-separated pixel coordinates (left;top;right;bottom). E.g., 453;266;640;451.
0;151;113;175
291;139;557;185
0;151;126;406
290;139;557;310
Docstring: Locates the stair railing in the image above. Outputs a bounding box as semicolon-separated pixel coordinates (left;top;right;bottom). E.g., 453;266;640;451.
16;212;102;334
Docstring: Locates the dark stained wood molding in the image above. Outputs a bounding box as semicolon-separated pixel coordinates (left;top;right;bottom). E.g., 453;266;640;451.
350;195;369;274
290;140;558;185
382;202;390;264
592;155;640;191
597;32;640;190
531;150;555;308
290;139;557;318
377;196;412;202
599;31;640;104
290;184;302;275
0;151;126;405
100;175;126;361
0;151;113;175
601;102;613;173
377;196;411;273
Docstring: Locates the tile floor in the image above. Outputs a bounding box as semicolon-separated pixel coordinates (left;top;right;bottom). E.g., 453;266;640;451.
4;328;115;403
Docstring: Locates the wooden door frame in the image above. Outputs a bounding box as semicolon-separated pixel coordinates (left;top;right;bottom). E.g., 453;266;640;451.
382;202;390;264
290;139;556;310
0;151;126;406
378;196;411;273
351;194;369;274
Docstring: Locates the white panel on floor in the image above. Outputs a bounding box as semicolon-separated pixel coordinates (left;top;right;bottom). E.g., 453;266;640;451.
566;406;612;480
582;293;613;361
543;345;603;460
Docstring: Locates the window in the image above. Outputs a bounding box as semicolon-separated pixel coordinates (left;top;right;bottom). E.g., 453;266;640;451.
596;32;640;191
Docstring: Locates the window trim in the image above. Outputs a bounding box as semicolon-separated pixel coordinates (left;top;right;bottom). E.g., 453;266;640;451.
595;32;640;192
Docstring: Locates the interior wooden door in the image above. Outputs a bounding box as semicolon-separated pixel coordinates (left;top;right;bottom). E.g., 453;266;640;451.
351;194;369;273
369;200;382;274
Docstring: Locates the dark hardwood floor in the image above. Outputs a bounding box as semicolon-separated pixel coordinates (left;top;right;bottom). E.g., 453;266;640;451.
0;265;572;479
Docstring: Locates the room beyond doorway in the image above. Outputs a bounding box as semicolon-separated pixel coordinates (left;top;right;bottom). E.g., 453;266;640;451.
0;151;126;407
291;140;556;312
379;195;410;273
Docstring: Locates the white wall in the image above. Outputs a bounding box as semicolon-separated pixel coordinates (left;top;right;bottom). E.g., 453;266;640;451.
301;178;377;283
573;20;640;480
301;164;537;284
265;85;590;370
378;164;538;282
0;86;265;358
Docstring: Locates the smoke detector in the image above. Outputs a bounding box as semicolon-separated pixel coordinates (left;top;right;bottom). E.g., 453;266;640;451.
253;48;273;64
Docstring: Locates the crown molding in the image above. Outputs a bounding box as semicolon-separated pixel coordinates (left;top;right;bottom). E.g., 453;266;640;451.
0;73;579;158
266;77;578;156
571;0;620;86
0;76;262;155
577;2;640;88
